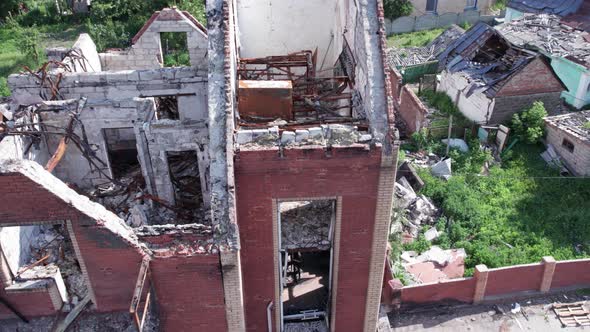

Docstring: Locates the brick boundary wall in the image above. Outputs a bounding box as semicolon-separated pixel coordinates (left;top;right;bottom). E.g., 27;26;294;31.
383;257;590;306
399;86;429;134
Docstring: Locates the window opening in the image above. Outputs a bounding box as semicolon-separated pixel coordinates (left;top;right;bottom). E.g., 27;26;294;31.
562;138;575;153
103;128;139;179
160;32;190;67
166;151;203;211
155;96;179;120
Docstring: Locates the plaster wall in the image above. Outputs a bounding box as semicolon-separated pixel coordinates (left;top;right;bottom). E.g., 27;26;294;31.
0;225;40;277
409;0;492;16
550;56;587;108
439;70;494;123
237;0;341;70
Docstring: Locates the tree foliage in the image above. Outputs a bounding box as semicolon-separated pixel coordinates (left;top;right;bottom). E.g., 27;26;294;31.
383;0;413;20
511;101;548;144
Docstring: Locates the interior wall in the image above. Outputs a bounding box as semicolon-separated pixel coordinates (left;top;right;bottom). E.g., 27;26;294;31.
237;0;342;70
0;226;40;276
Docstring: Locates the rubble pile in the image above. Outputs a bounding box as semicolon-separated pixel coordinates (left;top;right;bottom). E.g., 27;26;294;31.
19;225;88;302
284;320;328;332
387;25;465;68
499;14;590;67
280;201;332;250
400;246;466;284
394;176;440;241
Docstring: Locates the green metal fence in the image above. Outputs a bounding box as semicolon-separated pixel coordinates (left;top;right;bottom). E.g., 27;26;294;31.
398;61;439;84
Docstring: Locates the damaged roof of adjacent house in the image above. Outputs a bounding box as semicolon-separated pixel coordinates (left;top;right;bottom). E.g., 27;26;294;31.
545;110;590;142
561;0;590;32
437;22;556;98
387;25;465;67
498;14;590;69
507;0;583;16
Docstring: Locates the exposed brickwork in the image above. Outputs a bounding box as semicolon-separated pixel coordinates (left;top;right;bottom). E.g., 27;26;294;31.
496;58;565;97
235;146;383;332
150;254;228;332
0;173;145;315
491;92;563;124
399;86;428;133
385;257;590;306
551;259;590;288
0;286;58;319
485;264;543;296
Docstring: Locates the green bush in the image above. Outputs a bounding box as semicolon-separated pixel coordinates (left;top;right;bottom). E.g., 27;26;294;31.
383;0;413;20
403;234;431;254
419;90;460;116
0;77;10;97
511;101;548;144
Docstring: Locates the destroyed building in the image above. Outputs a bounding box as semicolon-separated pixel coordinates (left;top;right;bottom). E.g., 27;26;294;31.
544;110;590;176
437;22;566;124
0;2;398;331
498;13;590;109
505;0;583;22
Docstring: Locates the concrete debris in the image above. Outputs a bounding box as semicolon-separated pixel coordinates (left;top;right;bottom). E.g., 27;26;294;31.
284;320;328;332
237;124;371;147
387;25;465;67
404;151;442;168
403;246;466;283
394;175;441;241
424;227;441;241
280;201;332;250
441;138;469;152
499;14;590;69
431;158;452;180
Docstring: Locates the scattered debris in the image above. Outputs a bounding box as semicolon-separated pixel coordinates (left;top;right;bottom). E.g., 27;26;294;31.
431;158;452;180
553;302;590;327
441;138;469;152
387;25;465;67
401;246;466;284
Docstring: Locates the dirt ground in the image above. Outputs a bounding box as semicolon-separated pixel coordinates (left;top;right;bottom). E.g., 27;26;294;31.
389;289;590;331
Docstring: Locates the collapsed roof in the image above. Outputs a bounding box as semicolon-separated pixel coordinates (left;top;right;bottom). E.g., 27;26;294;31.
507;0;583;16
545;110;590;142
387;25;465;67
498;14;590;69
438;22;538;98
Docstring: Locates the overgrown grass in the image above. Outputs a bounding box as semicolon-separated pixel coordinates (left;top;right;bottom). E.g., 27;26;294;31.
387;28;446;48
417;143;590;275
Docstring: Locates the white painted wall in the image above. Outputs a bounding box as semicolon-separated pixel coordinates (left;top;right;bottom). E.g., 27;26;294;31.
439;71;494;123
0;226;40;276
237;0;341;70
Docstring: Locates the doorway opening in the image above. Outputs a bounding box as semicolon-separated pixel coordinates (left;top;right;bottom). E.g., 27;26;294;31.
278;199;336;331
103;127;139;179
166;150;203;210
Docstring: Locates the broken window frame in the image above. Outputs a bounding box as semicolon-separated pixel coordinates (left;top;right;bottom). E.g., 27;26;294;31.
275;198;338;331
465;0;477;10
562;138;575;153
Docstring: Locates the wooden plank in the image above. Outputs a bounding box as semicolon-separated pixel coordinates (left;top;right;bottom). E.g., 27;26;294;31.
53;295;91;332
45;138;68;172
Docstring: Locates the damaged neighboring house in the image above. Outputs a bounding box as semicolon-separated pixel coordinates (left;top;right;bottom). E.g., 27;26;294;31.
544;111;590;176
437;22;566;124
498;11;590;109
504;0;583;22
0;1;398;331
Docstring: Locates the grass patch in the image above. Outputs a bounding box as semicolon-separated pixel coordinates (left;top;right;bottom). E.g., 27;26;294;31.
387;28;446;48
418;143;590;275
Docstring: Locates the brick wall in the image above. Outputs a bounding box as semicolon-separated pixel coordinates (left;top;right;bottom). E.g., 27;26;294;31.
491;57;565;124
399;86;428;133
491;92;562;124
0;286;59;319
385;257;590;306
235;146;383;332
0;173;144;315
150;254;228;332
545;123;590;176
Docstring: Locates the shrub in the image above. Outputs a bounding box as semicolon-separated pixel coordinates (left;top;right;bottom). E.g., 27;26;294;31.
511;101;547;144
403;234;431;254
383;0;413;20
0;77;10;97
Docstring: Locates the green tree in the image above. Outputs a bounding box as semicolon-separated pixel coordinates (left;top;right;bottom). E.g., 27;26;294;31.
511;101;548;144
383;0;413;20
0;0;19;20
